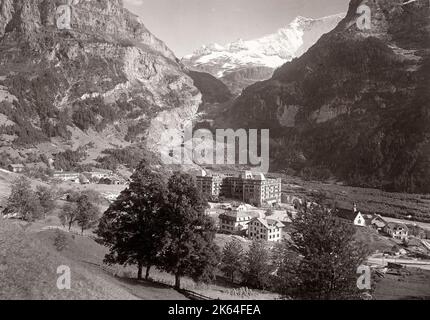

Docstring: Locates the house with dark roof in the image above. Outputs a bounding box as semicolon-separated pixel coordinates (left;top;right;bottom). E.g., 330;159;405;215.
218;208;257;234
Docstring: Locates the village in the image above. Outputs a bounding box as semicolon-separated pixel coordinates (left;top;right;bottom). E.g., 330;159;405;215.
5;162;127;202
2;161;430;300
5;162;430;258
196;170;430;254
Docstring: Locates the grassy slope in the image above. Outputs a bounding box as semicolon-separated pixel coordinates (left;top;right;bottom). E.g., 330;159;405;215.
0;219;187;300
0;219;136;300
36;229;187;300
354;227;397;253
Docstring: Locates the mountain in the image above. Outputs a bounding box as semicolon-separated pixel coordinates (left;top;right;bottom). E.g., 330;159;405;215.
0;0;201;169
182;14;345;95
221;0;430;193
186;70;233;105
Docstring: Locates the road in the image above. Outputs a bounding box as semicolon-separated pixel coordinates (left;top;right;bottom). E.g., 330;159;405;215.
368;255;430;271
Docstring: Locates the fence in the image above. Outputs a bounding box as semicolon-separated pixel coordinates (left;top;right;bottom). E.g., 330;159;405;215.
178;289;214;301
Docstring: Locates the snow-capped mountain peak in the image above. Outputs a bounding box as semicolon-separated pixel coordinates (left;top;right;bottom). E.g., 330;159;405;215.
182;13;345;94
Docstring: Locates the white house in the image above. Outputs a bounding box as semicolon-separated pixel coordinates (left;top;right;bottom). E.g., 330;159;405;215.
353;208;387;231
384;223;409;241
248;217;285;242
354;212;370;227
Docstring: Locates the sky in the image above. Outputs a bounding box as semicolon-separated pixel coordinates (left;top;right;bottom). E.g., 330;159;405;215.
123;0;350;58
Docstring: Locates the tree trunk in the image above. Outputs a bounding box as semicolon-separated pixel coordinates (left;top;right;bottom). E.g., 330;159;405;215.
145;265;151;281
175;274;181;290
68;221;72;231
137;262;143;280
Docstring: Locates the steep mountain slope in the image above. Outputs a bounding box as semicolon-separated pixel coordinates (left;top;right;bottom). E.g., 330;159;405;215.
0;0;201;166
222;0;430;193
182;14;345;95
186;70;233;105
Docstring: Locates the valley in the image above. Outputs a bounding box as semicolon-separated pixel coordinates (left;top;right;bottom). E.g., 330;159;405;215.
0;0;429;303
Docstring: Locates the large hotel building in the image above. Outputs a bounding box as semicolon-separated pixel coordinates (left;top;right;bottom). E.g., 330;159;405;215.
195;171;282;207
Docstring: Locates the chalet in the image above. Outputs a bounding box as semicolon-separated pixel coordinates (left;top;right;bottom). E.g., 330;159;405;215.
7;164;24;173
248;217;285;242
218;210;255;234
372;217;387;232
384;223;409;241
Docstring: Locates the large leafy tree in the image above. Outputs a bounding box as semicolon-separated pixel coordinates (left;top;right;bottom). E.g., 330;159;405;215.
288;203;369;300
96;160;167;280
35;185;55;217
4;176;42;221
59;202;78;231
243;240;272;290
221;239;245;283
75;195;100;235
58;193;99;232
160;172;220;290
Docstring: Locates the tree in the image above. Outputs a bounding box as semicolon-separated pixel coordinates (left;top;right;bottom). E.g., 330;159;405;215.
287;203;369;300
4;176;42;221
243;240;272;290
221;239;245;283
54;230;68;252
160;172;220;290
265;209;274;217
75;195;100;235
36;185;55;216
59;202;78;231
271;240;300;297
96;160;167;280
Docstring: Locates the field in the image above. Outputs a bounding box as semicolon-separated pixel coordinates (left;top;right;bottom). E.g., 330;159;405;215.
373;268;430;300
282;175;430;223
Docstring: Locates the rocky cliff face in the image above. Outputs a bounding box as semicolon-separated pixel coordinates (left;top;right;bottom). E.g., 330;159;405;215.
0;0;201;165
223;0;430;193
182;14;345;95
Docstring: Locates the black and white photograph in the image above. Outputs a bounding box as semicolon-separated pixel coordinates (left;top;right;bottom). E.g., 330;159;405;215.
0;0;429;307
